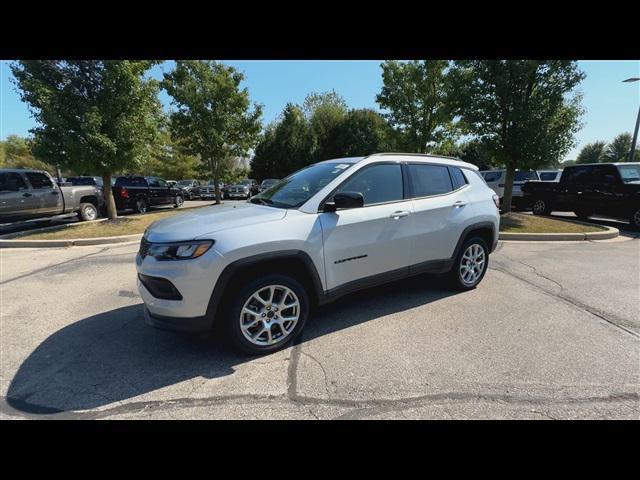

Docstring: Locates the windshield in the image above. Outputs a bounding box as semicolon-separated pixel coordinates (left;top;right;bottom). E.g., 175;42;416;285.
617;164;640;183
514;171;538;182
251;162;353;208
262;179;278;186
178;180;193;186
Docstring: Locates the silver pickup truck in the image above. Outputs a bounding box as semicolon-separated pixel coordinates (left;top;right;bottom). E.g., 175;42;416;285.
0;168;105;223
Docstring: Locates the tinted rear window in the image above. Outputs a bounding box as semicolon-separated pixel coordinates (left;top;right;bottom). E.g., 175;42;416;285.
539;172;559;181
67;177;102;186
514;171;538;181
116;177;147;187
408;164;453;197
449;167;468;189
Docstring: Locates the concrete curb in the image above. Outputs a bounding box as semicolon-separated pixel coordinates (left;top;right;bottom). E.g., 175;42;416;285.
0;234;143;248
0;203;218;248
499;225;619;241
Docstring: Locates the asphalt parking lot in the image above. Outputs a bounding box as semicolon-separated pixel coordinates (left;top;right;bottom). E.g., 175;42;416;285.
0;216;638;419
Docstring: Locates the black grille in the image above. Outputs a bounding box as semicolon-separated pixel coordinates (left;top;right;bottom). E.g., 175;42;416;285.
139;237;150;259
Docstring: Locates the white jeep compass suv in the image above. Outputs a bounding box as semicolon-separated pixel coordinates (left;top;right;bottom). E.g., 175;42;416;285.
137;153;500;354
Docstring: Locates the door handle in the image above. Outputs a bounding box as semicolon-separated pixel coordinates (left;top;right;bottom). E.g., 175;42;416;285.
22;192;32;197
390;210;410;219
453;201;467;207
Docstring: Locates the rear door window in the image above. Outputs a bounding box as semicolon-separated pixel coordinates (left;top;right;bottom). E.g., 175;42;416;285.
408;164;453;197
0;172;28;192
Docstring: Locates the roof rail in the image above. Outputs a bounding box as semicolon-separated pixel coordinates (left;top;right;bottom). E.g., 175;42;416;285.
367;152;464;162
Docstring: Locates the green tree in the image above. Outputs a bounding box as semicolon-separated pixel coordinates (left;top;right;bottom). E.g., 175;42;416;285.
603;132;639;162
327;108;394;157
576;141;606;164
163;61;262;204
303;91;348;161
250;104;313;180
449;60;585;212
11;60;162;219
376;60;455;153
1;134;56;173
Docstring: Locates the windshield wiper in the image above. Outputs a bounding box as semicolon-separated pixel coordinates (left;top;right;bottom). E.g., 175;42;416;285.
250;197;273;205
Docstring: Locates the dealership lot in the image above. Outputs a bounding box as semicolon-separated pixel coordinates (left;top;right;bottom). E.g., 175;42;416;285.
0;228;638;419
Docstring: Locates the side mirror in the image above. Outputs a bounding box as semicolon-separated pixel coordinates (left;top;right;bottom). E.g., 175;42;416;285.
324;191;364;212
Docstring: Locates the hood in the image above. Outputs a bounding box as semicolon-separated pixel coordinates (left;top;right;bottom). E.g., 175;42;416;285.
145;202;287;242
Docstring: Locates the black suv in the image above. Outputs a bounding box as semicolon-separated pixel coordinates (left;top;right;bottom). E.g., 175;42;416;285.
522;162;640;228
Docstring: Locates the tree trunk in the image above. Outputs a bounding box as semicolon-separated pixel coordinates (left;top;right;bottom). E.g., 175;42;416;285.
102;172;117;220
501;164;516;214
213;161;221;205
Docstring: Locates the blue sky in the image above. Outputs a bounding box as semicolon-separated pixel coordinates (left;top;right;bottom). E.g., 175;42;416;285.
2;60;638;161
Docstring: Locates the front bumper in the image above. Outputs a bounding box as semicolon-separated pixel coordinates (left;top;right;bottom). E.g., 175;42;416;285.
136;246;225;320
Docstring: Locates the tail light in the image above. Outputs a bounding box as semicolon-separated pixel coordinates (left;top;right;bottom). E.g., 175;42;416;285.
492;194;500;208
120;187;129;199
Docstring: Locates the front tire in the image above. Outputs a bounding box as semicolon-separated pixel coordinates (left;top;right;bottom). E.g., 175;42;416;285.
447;237;489;291
77;202;98;221
532;198;552;215
224;274;310;355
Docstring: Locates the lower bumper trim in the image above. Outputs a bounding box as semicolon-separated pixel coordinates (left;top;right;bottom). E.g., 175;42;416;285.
144;307;213;333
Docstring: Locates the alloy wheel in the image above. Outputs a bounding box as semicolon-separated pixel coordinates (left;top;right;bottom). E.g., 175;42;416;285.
533;200;546;215
239;285;300;346
459;244;486;286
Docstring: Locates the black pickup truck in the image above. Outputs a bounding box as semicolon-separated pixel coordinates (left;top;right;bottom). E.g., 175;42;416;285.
522;163;640;228
112;176;185;213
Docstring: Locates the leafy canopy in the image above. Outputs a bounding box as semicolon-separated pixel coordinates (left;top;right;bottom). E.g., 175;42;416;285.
11;61;162;176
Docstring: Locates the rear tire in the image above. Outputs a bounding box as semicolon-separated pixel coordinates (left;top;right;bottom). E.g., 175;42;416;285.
224;273;310;355
532;198;552;215
447;237;489;291
77;203;98;222
135;198;147;214
174;196;184;208
630;208;640;230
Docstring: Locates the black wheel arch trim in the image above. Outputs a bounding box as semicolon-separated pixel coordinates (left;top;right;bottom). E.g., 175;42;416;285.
204;250;324;328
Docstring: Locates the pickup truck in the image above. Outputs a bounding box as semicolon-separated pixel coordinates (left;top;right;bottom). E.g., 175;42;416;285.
522;162;640;228
112;176;185;214
0;168;105;223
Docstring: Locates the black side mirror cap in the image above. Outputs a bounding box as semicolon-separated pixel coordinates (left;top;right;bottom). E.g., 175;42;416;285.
325;191;364;211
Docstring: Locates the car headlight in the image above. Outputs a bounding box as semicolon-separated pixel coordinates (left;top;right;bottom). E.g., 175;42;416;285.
148;240;214;261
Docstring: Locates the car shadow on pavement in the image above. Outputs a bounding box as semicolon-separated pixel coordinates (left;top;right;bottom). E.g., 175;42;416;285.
5;273;460;415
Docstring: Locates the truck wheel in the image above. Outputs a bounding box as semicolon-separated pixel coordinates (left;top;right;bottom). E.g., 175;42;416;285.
78;203;99;221
224;274;310;355
174;196;184;208
574;210;592;221
532;199;551;216
135;199;148;214
447;237;489;291
630;209;640;230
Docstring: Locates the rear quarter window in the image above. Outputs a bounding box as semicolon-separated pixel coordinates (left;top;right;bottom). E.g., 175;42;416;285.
116;177;147;187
